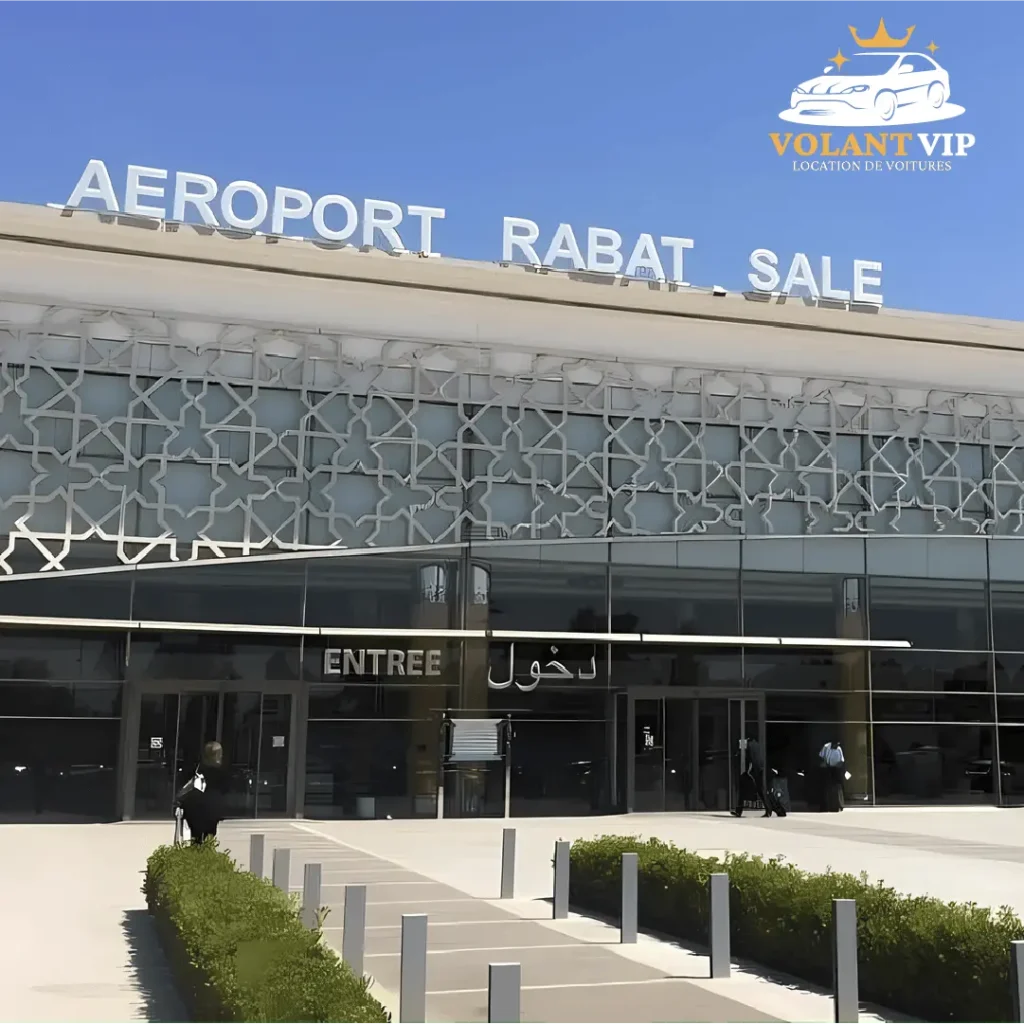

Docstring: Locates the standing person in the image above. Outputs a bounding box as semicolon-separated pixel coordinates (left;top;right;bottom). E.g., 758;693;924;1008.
178;741;230;844
819;739;845;812
732;733;771;818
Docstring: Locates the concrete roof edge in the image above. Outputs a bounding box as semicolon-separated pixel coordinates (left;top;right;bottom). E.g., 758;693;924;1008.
0;201;1020;352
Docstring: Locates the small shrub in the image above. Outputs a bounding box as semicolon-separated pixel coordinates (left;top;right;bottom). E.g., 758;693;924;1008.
145;840;389;1023
569;835;1023;1023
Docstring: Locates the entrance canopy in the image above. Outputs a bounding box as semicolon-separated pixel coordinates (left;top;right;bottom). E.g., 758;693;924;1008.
0;613;910;650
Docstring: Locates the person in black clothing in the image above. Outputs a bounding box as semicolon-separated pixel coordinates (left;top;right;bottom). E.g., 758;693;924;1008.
178;741;230;844
731;734;772;818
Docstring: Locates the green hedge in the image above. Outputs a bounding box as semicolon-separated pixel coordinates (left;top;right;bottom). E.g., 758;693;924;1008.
569;836;1023;1023
145;840;389;1023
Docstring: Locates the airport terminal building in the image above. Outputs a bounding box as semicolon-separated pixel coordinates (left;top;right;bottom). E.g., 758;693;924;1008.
1;202;1024;821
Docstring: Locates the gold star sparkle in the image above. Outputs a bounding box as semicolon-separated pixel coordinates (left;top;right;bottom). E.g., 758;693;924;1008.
829;48;849;70
927;41;939;54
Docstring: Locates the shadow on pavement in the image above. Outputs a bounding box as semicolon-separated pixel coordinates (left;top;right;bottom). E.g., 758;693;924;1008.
121;909;189;1023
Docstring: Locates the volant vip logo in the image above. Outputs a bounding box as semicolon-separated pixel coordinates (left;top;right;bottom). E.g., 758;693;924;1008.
769;18;975;173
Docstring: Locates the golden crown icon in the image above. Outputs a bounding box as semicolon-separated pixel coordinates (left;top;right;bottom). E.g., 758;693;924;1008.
848;18;915;48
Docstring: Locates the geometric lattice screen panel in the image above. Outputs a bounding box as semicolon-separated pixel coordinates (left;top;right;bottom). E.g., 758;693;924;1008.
0;297;1023;573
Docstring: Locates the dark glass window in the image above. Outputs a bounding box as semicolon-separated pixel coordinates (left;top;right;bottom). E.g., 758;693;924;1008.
743;573;865;640
745;648;868;691
486;559;607;632
872;693;994;723
872;723;995;803
996;726;1024;802
304;719;438;820
871;651;991;692
765;692;869;722
132;560;306;626
0;570;132;621
0;718;120;820
0;630;125;681
610;646;740;688
0;681;122;717
998;695;1024;723
610;566;738;635
765;720;871;809
991;584;1024;652
509;719;609;815
304;556;459;629
868;577;989;650
308;684;449;720
996;654;1024;693
127;632;300;681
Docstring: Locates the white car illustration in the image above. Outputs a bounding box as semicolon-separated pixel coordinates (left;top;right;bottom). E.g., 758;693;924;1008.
786;51;950;125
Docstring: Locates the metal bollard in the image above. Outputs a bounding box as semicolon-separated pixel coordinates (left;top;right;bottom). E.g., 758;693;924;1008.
488;962;521;1023
1011;940;1024;1022
272;847;291;893
552;840;570;920
709;873;730;979
342;884;367;977
400;913;428;1023
832;898;859;1024
301;862;322;930
620;852;638;943
500;828;516;899
249;833;265;877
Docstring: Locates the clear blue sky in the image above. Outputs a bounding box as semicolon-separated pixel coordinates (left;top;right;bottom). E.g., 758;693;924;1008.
0;2;1019;318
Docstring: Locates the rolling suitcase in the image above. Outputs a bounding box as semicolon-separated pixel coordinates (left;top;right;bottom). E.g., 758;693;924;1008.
767;773;790;817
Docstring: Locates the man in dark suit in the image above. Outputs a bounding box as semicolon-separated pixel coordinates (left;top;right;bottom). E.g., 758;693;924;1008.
731;734;772;817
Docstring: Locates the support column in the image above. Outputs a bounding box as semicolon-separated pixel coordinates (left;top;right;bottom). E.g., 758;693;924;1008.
408;563;456;817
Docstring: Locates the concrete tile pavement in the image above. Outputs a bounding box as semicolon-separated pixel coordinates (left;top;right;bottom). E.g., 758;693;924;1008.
302;806;1024;916
4;807;1010;1024
220;819;921;1024
0;821;185;1024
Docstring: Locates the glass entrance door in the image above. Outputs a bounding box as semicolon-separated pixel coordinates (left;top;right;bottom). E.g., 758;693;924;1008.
629;692;764;812
132;690;292;819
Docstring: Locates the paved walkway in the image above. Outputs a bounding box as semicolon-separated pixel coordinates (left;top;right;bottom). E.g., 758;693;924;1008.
0;821;184;1023
218;820;914;1024
8;807;1007;1023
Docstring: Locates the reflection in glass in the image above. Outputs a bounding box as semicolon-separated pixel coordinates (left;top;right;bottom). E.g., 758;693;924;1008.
611;566;738;635
872;651;991;692
133;691;292;819
743;572;864;639
0;681;122;717
0;629;125;681
745;648;868;691
996;727;1024;802
132;561;306;626
0;718;120;821
868;577;989;650
872;723;995;803
765;720;871;809
305;556;459;629
991;584;1024;652
486;560;607;631
129;633;300;681
664;699;696;811
632;698;663;812
995;654;1024;693
611;646;740;688
305;719;437;819
696;698;731;811
0;571;132;621
871;693;994;723
509;720;607;815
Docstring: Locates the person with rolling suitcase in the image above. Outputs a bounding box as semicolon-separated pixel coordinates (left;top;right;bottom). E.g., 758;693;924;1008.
732;733;773;817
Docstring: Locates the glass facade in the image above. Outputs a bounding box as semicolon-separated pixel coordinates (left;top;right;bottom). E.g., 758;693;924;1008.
0;535;1023;819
